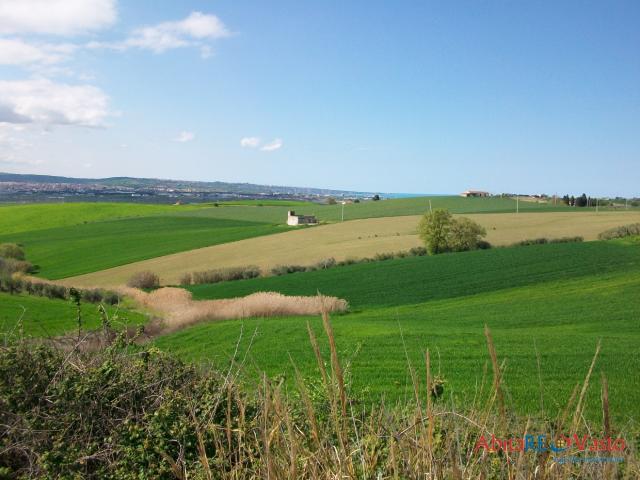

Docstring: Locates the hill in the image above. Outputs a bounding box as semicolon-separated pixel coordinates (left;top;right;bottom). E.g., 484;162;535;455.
152;240;640;421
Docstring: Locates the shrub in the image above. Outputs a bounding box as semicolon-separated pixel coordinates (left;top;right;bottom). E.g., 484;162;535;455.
42;283;67;300
409;246;427;256
0;258;34;275
0;243;25;260
191;266;261;285
179;272;193;286
271;264;307;276
81;288;104;304
102;291;121;306
314;257;336;270
598;223;640;240
549;236;583;244
127;271;160;289
512;238;549;247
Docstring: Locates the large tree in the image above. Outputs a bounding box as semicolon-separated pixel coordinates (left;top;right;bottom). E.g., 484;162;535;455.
418;209;487;255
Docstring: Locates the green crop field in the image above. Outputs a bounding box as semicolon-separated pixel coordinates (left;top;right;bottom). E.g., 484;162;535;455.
186;240;640;307
0;292;147;337
153;240;640;422
0;216;284;280
178;195;576;225
0;202;202;235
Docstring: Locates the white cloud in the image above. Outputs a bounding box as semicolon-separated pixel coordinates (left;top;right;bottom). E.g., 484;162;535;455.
240;136;261;148
173;131;195;143
90;12;230;55
0;124;42;165
261;138;283;152
0;38;77;66
0;0;117;36
0;78;111;127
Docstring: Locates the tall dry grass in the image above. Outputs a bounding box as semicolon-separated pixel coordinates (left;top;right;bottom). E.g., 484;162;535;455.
120;287;349;335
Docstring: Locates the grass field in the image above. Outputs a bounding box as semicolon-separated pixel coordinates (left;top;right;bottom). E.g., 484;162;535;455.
62;211;640;287
0;217;284;279
0;202;202;235
0;292;147;337
176;195;575;224
153;240;640;422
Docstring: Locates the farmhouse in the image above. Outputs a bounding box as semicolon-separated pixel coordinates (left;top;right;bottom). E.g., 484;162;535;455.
287;210;317;226
461;190;490;198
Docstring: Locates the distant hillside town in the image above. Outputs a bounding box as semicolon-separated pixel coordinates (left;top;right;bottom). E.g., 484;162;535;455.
0;173;379;204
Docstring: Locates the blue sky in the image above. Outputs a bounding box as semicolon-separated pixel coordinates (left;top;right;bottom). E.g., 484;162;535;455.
0;1;638;196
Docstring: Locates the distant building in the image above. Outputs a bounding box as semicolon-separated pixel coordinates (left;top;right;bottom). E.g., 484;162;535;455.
287;210;318;226
461;190;490;198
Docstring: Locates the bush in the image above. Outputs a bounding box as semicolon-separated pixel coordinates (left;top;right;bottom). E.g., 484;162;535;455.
511;237;583;248
0;243;25;260
314;257;336;270
42;283;67;300
0;258;35;275
409;246;427;256
191;266;261;285
81;289;104;304
102;291;121;306
598;223;640;240
549;236;583;244
179;272;193;286
127;271;160;289
271;264;307;276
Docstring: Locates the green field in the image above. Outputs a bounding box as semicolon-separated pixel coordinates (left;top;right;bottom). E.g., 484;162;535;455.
0;217;284;279
178;195;575;224
0;202;202;235
0;292;147;337
153;240;640;422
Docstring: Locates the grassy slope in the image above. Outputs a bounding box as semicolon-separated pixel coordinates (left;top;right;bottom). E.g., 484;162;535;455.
156;270;640;422
0;202;201;235
0;217;284;279
0;292;147;337
187;241;640;307
154;240;640;421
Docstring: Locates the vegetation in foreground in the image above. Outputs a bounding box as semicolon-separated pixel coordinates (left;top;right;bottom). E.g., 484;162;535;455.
1;316;636;479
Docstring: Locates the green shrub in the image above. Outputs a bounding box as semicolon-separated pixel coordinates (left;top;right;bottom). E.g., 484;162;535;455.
0;243;25;260
127;271;160;289
270;264;307;276
191;266;261;285
0;257;35;275
598;223;640;240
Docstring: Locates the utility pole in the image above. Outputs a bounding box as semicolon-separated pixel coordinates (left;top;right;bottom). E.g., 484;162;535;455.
516;195;519;214
341;201;345;222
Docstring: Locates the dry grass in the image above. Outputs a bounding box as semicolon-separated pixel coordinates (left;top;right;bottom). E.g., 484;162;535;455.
62;211;640;287
119;287;348;335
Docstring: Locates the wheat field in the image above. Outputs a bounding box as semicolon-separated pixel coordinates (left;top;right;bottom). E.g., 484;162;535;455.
62;211;640;287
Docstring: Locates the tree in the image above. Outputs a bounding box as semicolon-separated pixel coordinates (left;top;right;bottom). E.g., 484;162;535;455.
576;193;588;207
418;209;454;255
562;195;570;206
448;217;487;252
372;194;380;201
418;209;488;255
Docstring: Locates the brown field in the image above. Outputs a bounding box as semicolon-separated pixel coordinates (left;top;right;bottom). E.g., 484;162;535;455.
62;211;640;287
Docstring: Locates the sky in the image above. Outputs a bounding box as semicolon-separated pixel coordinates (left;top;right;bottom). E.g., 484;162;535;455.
0;0;638;196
